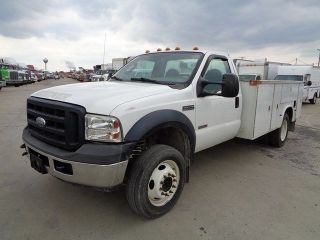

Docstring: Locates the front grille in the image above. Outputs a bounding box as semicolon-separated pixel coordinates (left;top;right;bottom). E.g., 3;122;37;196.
27;97;86;151
10;71;18;80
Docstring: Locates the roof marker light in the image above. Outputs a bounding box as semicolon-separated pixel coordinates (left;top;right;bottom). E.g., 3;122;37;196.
145;50;150;53
193;46;199;50
157;48;162;52
165;47;171;51
175;47;181;50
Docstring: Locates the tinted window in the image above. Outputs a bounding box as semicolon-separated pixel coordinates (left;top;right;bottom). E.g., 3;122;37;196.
202;57;231;94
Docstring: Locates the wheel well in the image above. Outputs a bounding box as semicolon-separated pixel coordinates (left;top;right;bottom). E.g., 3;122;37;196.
125;127;192;182
143;127;192;165
285;107;293;122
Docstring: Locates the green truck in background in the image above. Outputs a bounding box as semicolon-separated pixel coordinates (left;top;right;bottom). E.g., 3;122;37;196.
0;65;8;90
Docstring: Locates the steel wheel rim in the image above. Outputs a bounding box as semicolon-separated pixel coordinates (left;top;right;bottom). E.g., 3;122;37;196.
280;118;288;141
148;160;180;207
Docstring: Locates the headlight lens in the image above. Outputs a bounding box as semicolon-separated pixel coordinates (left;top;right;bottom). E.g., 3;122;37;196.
85;114;122;142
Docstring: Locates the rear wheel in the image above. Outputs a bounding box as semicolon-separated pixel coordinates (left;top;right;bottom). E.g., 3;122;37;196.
269;113;289;147
126;144;186;218
310;94;317;104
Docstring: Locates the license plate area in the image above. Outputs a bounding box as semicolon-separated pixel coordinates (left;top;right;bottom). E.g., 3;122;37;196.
29;148;49;174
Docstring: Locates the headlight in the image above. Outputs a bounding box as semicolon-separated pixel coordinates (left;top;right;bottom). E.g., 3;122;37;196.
85;114;122;142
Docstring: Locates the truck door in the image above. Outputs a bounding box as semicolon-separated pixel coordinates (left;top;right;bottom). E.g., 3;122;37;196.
303;74;311;100
195;56;241;152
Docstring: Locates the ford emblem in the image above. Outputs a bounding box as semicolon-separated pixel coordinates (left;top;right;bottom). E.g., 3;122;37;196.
36;117;46;127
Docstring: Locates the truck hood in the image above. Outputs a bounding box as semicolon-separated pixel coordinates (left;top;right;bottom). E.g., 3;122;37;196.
31;81;175;115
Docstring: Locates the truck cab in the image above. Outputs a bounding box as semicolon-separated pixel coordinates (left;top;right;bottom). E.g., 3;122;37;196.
22;49;302;218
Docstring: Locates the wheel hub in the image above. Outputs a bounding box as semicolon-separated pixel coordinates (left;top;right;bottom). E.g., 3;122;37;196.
148;160;180;207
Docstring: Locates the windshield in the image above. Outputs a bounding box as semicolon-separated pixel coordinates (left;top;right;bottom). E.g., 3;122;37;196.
274;75;303;81
113;52;204;85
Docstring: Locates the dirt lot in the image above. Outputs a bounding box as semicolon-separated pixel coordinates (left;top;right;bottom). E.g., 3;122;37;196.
0;79;319;240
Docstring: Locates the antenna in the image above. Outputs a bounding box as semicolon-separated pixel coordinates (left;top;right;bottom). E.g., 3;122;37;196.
317;49;320;67
102;32;106;66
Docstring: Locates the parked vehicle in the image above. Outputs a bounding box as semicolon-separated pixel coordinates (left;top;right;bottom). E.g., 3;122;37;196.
0;64;10;88
275;65;320;104
0;71;6;90
237;60;290;80
239;74;261;81
54;72;60;80
22;49;303;218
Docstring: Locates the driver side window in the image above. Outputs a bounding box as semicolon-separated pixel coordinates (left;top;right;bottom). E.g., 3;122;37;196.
202;57;231;94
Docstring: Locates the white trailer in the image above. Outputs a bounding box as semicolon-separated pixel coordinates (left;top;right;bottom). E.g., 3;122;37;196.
112;58;128;70
275;65;320;104
237;61;290;80
112;57;135;70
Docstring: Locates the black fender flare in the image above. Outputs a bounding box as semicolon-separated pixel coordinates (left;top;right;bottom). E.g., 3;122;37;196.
124;109;196;153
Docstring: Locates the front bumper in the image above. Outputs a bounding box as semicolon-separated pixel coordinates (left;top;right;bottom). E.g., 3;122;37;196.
22;127;135;188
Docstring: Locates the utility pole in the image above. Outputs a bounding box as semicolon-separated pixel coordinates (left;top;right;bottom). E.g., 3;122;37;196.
317;49;320;67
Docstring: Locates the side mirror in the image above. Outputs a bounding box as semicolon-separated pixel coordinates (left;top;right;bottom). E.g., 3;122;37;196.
307;80;312;86
197;73;239;98
221;74;239;98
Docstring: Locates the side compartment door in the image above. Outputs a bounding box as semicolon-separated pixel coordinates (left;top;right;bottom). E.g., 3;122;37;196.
195;56;241;152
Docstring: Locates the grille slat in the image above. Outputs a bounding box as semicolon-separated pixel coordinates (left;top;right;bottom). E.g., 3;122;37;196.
27;108;65;123
28;119;65;135
27;97;86;151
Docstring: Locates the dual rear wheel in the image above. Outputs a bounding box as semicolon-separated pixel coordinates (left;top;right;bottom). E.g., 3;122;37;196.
268;113;289;147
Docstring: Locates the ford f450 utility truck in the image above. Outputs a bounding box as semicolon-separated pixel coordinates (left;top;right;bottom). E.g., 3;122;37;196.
22;50;303;218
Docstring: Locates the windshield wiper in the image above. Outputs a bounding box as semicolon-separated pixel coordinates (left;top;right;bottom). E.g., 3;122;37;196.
110;76;124;81
130;77;175;85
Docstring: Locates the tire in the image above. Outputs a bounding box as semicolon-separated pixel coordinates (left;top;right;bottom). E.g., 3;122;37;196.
126;144;186;219
269;113;289;147
309;94;317;104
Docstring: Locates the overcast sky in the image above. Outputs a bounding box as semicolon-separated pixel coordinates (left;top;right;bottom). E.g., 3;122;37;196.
1;0;320;71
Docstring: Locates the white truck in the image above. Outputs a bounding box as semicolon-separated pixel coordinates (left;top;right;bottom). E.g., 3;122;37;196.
22;50;303;218
237;60;290;81
275;65;320;104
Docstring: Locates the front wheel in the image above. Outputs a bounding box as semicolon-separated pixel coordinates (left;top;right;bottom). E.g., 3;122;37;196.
269;113;289;147
310;94;317;104
126;144;186;218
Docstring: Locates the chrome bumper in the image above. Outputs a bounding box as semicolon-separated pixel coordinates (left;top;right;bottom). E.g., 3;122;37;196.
25;143;128;188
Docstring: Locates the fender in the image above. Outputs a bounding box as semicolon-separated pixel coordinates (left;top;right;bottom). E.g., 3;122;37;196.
281;105;294;122
124;109;196;151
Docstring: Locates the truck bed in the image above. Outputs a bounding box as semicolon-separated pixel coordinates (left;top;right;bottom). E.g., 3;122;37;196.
237;80;304;140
